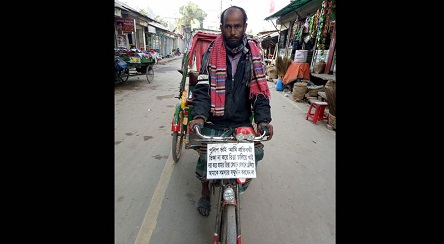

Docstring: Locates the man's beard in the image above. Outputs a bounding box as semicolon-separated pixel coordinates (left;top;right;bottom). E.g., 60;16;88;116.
224;37;242;49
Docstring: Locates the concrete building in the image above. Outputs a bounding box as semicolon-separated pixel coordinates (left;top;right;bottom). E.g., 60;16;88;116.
114;0;185;57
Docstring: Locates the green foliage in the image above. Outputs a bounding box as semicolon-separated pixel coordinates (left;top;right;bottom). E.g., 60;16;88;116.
155;16;168;28
176;2;207;30
138;8;148;16
136;8;168;28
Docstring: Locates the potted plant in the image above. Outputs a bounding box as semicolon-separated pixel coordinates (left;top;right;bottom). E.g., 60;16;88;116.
325;79;336;130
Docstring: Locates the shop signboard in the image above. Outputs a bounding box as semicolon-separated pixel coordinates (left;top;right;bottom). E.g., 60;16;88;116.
117;34;128;48
115;17;135;33
313;50;329;63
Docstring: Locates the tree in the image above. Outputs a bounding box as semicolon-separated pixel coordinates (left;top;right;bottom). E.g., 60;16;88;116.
194;8;206;29
155;16;168;28
138;8;148;16
176;2;207;31
138;8;168;28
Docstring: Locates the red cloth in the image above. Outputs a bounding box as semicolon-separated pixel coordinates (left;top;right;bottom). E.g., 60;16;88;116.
283;61;310;84
187;32;218;72
208;35;270;116
208;35;227;116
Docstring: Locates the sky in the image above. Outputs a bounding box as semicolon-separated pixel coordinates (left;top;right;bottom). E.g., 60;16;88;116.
118;0;290;34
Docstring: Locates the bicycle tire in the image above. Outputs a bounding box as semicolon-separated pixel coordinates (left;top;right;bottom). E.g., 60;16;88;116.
121;68;129;82
221;204;237;244
172;114;184;162
146;65;154;83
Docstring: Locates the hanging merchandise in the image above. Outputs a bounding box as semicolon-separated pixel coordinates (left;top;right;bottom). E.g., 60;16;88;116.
315;0;334;55
307;14;317;38
292;22;304;50
292;21;299;38
296;22;303;43
302;18;310;33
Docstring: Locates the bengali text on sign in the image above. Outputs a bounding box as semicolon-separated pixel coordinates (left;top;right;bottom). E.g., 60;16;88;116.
206;142;256;179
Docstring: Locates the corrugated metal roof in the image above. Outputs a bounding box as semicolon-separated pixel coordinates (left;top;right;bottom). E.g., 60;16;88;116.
148;21;168;31
115;0;139;13
114;0;157;22
264;0;323;20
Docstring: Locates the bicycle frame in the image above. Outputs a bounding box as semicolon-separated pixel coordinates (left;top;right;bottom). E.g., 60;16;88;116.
193;125;269;244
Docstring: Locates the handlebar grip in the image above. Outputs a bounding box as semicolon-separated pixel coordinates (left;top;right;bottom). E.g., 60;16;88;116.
261;125;270;135
193;123;203;132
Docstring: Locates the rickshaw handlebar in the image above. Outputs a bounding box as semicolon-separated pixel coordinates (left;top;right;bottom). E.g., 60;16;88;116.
193;124;269;142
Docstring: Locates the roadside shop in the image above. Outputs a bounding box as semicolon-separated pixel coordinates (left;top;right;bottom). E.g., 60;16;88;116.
263;0;336;130
264;0;336;81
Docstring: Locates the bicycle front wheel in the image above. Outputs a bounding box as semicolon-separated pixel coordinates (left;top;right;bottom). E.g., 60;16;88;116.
221;204;237;244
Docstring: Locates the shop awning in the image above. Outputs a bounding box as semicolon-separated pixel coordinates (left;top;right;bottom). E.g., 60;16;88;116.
148;21;169;32
264;0;323;20
260;32;279;49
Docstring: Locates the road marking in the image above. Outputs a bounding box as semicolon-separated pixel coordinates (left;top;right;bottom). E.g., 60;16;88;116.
134;152;175;244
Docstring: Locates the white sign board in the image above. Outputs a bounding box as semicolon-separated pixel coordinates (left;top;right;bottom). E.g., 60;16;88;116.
206;143;256;179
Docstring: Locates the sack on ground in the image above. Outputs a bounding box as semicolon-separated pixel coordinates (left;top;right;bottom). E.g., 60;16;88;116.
307;85;324;96
313;60;326;74
292;82;307;102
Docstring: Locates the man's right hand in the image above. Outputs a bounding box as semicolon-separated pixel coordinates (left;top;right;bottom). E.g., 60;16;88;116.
187;118;205;134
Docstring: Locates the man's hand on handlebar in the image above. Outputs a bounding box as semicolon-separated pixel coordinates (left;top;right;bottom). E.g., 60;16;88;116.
258;122;273;140
187;118;205;134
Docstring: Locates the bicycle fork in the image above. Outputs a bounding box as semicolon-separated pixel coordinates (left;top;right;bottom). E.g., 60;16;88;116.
212;180;242;244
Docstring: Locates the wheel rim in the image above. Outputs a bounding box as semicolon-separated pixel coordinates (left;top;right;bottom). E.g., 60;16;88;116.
176;131;183;157
146;66;154;83
172;117;184;162
121;68;129;82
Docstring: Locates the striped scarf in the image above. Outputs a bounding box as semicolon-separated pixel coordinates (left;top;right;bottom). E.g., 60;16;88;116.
208;35;270;116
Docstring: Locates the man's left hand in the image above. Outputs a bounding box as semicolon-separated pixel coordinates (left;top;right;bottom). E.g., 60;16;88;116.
187;118;205;134
258;122;273;140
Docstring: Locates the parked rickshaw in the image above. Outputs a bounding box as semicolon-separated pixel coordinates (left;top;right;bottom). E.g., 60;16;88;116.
171;31;218;162
114;48;156;83
114;55;129;83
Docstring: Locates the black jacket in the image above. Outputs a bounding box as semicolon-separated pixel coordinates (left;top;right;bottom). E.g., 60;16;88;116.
191;42;272;130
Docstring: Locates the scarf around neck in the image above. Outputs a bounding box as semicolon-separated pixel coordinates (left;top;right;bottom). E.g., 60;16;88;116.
208;34;270;116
